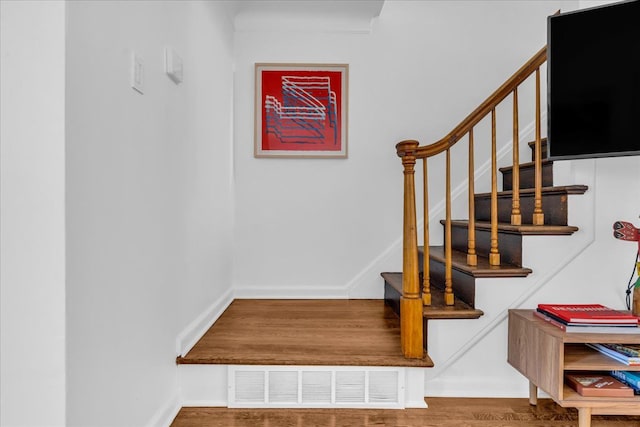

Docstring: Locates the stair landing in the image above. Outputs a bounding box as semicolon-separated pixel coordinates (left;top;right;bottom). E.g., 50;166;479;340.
177;299;433;368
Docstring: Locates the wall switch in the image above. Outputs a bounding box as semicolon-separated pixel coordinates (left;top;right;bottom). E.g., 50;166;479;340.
131;52;144;94
164;47;183;84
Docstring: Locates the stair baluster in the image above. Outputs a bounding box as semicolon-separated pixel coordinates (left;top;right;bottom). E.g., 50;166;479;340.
533;68;545;225
511;88;522;226
489;109;501;266
422;158;431;306
467;130;477;266
445;149;454;305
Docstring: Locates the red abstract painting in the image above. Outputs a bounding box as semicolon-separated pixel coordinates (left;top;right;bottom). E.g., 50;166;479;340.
255;64;348;158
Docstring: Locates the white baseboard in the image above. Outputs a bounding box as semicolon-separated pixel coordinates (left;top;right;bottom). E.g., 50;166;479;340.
405;368;428;408
233;285;348;299
425;376;530;398
181;400;229;407
146;392;181;427
176;288;234;356
179;364;228;406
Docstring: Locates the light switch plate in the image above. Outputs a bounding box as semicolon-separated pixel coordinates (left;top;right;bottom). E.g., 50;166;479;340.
130;52;144;94
164;47;183;84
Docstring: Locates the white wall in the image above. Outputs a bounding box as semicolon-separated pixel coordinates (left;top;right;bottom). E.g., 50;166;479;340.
424;0;640;397
534;157;640;305
232;0;640;398
425;155;640;397
232;0;577;297
0;1;67;425
580;0;620;7
65;1;234;425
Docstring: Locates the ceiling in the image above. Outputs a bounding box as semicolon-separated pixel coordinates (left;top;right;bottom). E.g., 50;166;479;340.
221;0;386;32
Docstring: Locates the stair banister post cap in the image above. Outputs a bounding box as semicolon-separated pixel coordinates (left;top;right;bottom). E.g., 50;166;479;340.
396;140;420;157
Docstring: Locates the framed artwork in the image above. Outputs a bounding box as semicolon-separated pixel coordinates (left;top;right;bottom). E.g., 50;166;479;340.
255;63;348;158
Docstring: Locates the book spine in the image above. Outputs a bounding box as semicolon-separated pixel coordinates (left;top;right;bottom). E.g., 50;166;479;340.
537;306;573;323
533;310;567;331
536;308;571;325
611;370;640;389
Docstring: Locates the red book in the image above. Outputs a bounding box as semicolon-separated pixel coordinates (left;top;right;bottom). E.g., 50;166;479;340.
537;304;639;325
565;373;635;397
533;310;640;334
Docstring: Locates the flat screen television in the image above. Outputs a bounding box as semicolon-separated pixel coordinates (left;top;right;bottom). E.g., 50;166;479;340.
547;0;640;160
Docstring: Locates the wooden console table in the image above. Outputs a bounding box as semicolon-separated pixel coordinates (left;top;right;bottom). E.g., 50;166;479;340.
508;309;640;427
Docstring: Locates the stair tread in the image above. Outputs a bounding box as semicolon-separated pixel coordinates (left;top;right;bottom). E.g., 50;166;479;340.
499;158;553;173
475;184;588;198
443;219;579;236
422;246;532;278
528;137;547;147
382;272;484;319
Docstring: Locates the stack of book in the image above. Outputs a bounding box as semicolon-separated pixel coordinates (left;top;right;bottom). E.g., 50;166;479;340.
534;304;640;334
610;370;640;395
586;343;640;366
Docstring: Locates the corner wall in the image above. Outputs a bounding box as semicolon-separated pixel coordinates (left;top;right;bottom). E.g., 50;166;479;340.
0;1;67;425
231;0;577;297
65;2;235;425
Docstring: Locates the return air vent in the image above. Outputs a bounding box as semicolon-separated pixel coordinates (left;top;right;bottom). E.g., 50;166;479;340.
302;371;332;403
234;370;264;403
228;366;405;408
335;371;365;403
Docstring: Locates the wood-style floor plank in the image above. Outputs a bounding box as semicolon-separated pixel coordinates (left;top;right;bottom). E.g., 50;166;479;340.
170;398;640;427
177;299;433;367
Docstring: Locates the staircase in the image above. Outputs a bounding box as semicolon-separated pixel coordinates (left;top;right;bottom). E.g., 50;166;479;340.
383;46;589;359
383;138;587;351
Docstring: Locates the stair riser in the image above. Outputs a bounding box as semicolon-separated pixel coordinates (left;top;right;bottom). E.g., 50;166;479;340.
474;193;569;225
528;139;547;161
501;162;553;191
428;258;476;307
384;281;402;317
449;225;523;266
383;280;429;352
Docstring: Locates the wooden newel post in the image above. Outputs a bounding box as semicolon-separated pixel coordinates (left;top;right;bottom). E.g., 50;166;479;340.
396;140;424;359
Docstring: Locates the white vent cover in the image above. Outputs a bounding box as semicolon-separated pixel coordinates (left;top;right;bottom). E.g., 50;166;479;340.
228;366;404;408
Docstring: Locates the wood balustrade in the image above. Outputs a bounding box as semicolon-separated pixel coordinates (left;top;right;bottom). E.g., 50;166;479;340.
395;46;548;359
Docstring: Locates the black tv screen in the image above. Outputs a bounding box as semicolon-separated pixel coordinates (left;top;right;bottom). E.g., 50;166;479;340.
547;0;640;160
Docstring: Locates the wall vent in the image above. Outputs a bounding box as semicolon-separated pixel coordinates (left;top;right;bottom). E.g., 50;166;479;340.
228;366;405;408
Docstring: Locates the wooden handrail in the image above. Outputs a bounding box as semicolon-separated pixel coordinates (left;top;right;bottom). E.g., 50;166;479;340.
409;46;547;159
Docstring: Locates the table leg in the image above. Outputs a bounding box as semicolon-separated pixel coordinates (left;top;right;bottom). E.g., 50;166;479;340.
578;407;592;427
528;381;537;406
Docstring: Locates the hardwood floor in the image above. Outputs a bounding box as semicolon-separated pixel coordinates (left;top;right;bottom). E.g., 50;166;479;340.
177;299;433;367
170;398;640;426
174;300;640;425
